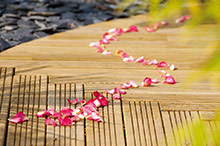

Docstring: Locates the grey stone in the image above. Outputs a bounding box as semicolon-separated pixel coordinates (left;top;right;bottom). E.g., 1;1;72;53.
29;16;46;21
17;20;38;28
8;4;34;11
0;37;10;51
2;25;18;31
2;13;19;19
33;31;48;38
28;11;57;17
61;12;75;20
46;16;60;22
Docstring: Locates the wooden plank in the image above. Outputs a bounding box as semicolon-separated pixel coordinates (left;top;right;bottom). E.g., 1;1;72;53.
123;101;135;146
169;111;182;146
161;111;175;146
150;102;167;146
6;75;47;146
0;67;14;146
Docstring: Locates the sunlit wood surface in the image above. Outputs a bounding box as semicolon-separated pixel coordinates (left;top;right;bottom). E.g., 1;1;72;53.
0;15;220;146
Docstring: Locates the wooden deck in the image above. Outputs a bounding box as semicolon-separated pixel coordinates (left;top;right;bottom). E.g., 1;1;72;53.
0;15;220;146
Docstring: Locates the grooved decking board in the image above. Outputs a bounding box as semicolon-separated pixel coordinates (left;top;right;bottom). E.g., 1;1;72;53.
0;67;15;146
6;75;48;146
123;101;220;146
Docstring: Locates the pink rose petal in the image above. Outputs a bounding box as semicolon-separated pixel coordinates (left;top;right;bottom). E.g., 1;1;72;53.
105;88;117;95
116;88;127;95
86;112;103;122
157;61;169;67
144;26;155;32
93;91;108;107
8;112;28;124
129;80;138;88
158;69;166;74
60;107;73;117
161;21;167;26
67;98;78;105
113;94;121;100
141;77;152;87
135;56;145;63
80;99;86;105
169;64;175;70
164;76;176;84
45;118;57;127
60;116;72;126
153;23;160;29
102;50;112;55
148;59;158;65
123;56;135;62
152;79;158;84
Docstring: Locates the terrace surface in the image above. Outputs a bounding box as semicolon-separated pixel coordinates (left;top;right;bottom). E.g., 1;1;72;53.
0;15;220;146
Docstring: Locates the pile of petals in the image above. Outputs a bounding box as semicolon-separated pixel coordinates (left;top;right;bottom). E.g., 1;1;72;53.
8;112;29;124
105;87;127;100
36;91;108;126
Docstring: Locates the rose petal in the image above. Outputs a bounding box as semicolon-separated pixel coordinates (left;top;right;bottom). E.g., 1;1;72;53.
161;21;167;26
102;50;112;55
148;59;158;65
9;112;28;124
135;56;145;63
153;23;160;29
60;116;72;126
86;112;103;122
120;83;132;89
129;80;138;88
142;77;152;87
123;56;135;62
152;79;159;84
36;109;57;117
144;26;155;32
141;60;149;65
124;25;138;32
80;99;86;105
105;88;117;95
158;69;166;74
115;50;124;56
71;115;82;122
45;118;57;127
164;76;176;84
113;94;121;100
67;98;78;105
157;61;169;67
169;64;175;70
89;42;101;48
60;107;73;117
93;91;108;107
116;88;127;95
